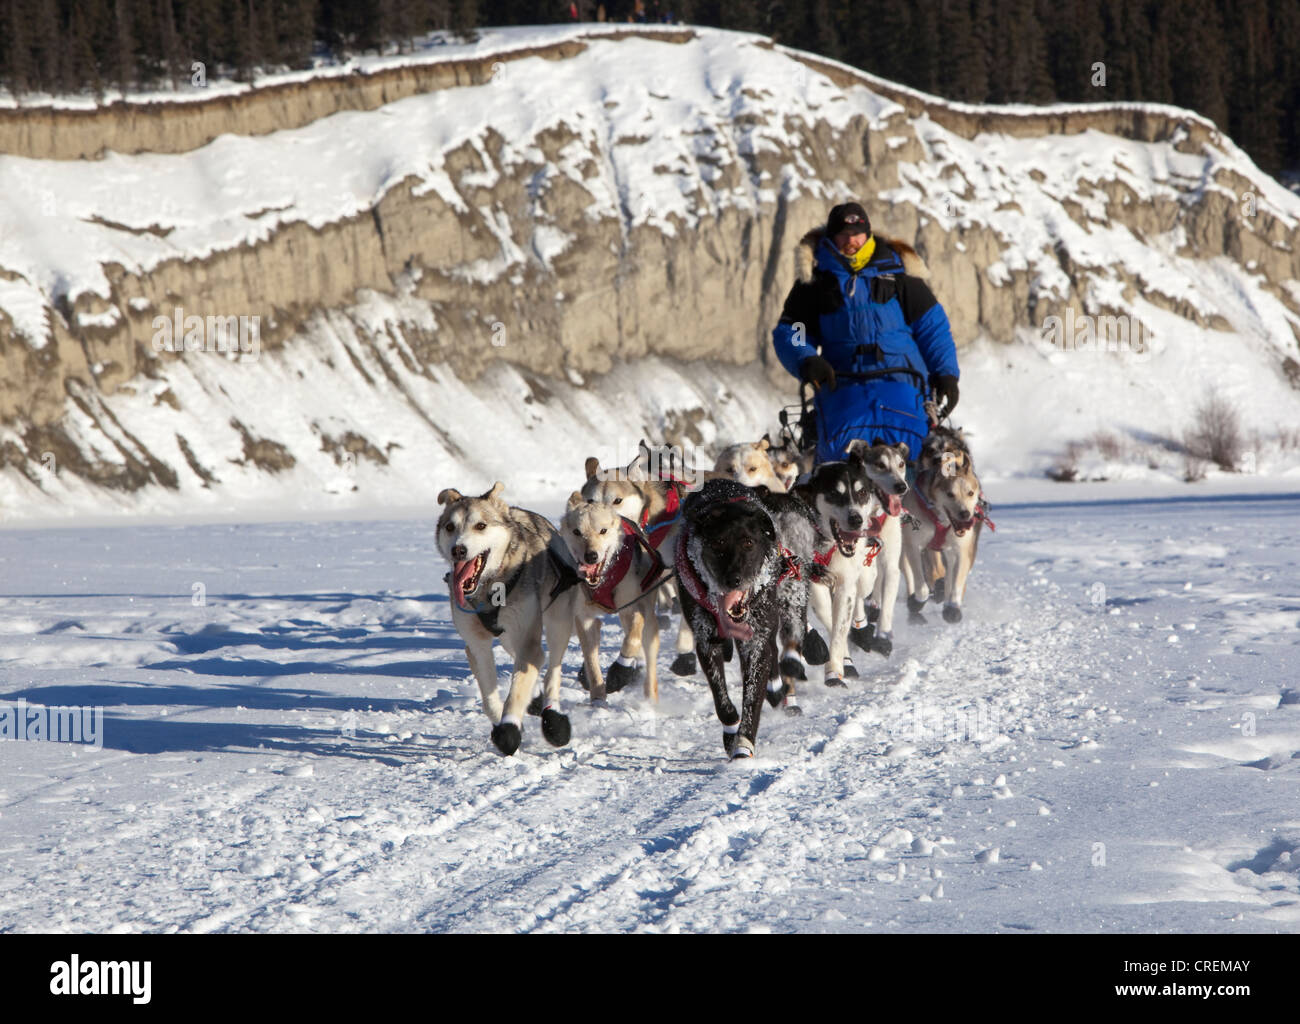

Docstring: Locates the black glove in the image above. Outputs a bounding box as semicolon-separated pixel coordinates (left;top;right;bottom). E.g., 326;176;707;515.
799;355;837;392
931;375;959;416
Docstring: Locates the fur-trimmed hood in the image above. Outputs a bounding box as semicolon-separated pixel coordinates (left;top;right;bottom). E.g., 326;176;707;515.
794;227;930;284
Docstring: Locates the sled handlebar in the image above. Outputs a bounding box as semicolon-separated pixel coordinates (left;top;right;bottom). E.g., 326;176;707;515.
833;367;929;388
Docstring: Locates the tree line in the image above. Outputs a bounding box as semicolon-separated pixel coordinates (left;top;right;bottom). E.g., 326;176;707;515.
1;0;1296;177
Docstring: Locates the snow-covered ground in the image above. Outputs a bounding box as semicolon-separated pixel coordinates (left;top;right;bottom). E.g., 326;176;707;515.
2;481;1297;933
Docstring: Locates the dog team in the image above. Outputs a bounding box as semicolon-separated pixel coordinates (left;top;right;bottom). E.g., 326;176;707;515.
436;429;994;760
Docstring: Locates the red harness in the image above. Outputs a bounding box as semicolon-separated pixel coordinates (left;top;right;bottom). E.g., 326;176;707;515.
813;535;882;568
913;472;996;550
640;478;686;550
912;481;951;551
583;518;666;612
776;546;806;583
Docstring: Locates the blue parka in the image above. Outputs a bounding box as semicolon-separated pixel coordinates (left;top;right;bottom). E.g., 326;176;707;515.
772;231;958;462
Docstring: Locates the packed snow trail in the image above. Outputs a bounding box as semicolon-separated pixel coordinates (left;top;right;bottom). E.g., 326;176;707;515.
1;486;1298;932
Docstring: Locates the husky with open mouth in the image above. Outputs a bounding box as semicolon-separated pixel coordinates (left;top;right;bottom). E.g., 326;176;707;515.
902;433;994;624
794;447;887;686
560;492;668;703
581;447;698;682
674;478;789;759
436;482;580;756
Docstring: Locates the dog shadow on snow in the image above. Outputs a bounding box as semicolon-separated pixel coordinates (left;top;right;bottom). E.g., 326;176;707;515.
84;713;490;766
2;589;503;764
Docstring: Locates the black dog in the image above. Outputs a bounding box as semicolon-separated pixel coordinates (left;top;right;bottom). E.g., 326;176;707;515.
674;478;791;759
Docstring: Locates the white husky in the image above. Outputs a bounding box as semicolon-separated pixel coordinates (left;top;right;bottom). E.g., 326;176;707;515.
793;450;886;686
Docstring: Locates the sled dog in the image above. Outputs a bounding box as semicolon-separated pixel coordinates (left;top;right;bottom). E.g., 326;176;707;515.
675;478;792;759
793;449;886;685
901;438;994;623
437;482;579;756
560;493;668;703
714;438;787;492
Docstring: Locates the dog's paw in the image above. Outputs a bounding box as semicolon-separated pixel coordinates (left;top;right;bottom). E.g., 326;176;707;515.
656;613;672;631
871;631;893;658
783;692;802;716
779;654;807;681
766;679;787;709
943;603;963;624
824;673;847;688
932;578;947;603
802;629;830;665
843;662;859;679
605;659;643;694
907;595;928;625
722;727;739;756
866;601;880;624
670;652;697;677
526;695;544;717
491;721;522;756
540;708;571;747
577;663;590;691
729;736;756;760
848;622;875;653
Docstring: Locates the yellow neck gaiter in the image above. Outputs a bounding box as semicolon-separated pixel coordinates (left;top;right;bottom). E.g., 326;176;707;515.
847;235;876;273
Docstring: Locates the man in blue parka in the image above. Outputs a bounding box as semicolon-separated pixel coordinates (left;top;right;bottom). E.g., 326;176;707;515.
772;202;959;464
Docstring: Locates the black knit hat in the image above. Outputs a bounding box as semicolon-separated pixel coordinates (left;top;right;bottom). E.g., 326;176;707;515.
826;202;871;238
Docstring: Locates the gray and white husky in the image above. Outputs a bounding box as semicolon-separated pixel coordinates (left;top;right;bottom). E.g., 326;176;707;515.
436;482;580;756
793;449;886;685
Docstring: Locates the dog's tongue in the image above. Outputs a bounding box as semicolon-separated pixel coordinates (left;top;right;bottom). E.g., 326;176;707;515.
717;590;754;641
887;493;903;517
452;558;479;607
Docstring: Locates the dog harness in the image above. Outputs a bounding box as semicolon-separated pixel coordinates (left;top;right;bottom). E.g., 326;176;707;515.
582;518;668;612
812;533;882;568
640;478;687;550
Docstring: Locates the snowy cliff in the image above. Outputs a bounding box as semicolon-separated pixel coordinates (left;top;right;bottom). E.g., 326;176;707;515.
1;23;1298;521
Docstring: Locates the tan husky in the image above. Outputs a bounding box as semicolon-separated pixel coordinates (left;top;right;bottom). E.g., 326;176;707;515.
713;438;787;492
560;493;668;703
581;451;698;675
901;440;994;624
436;482;581;756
